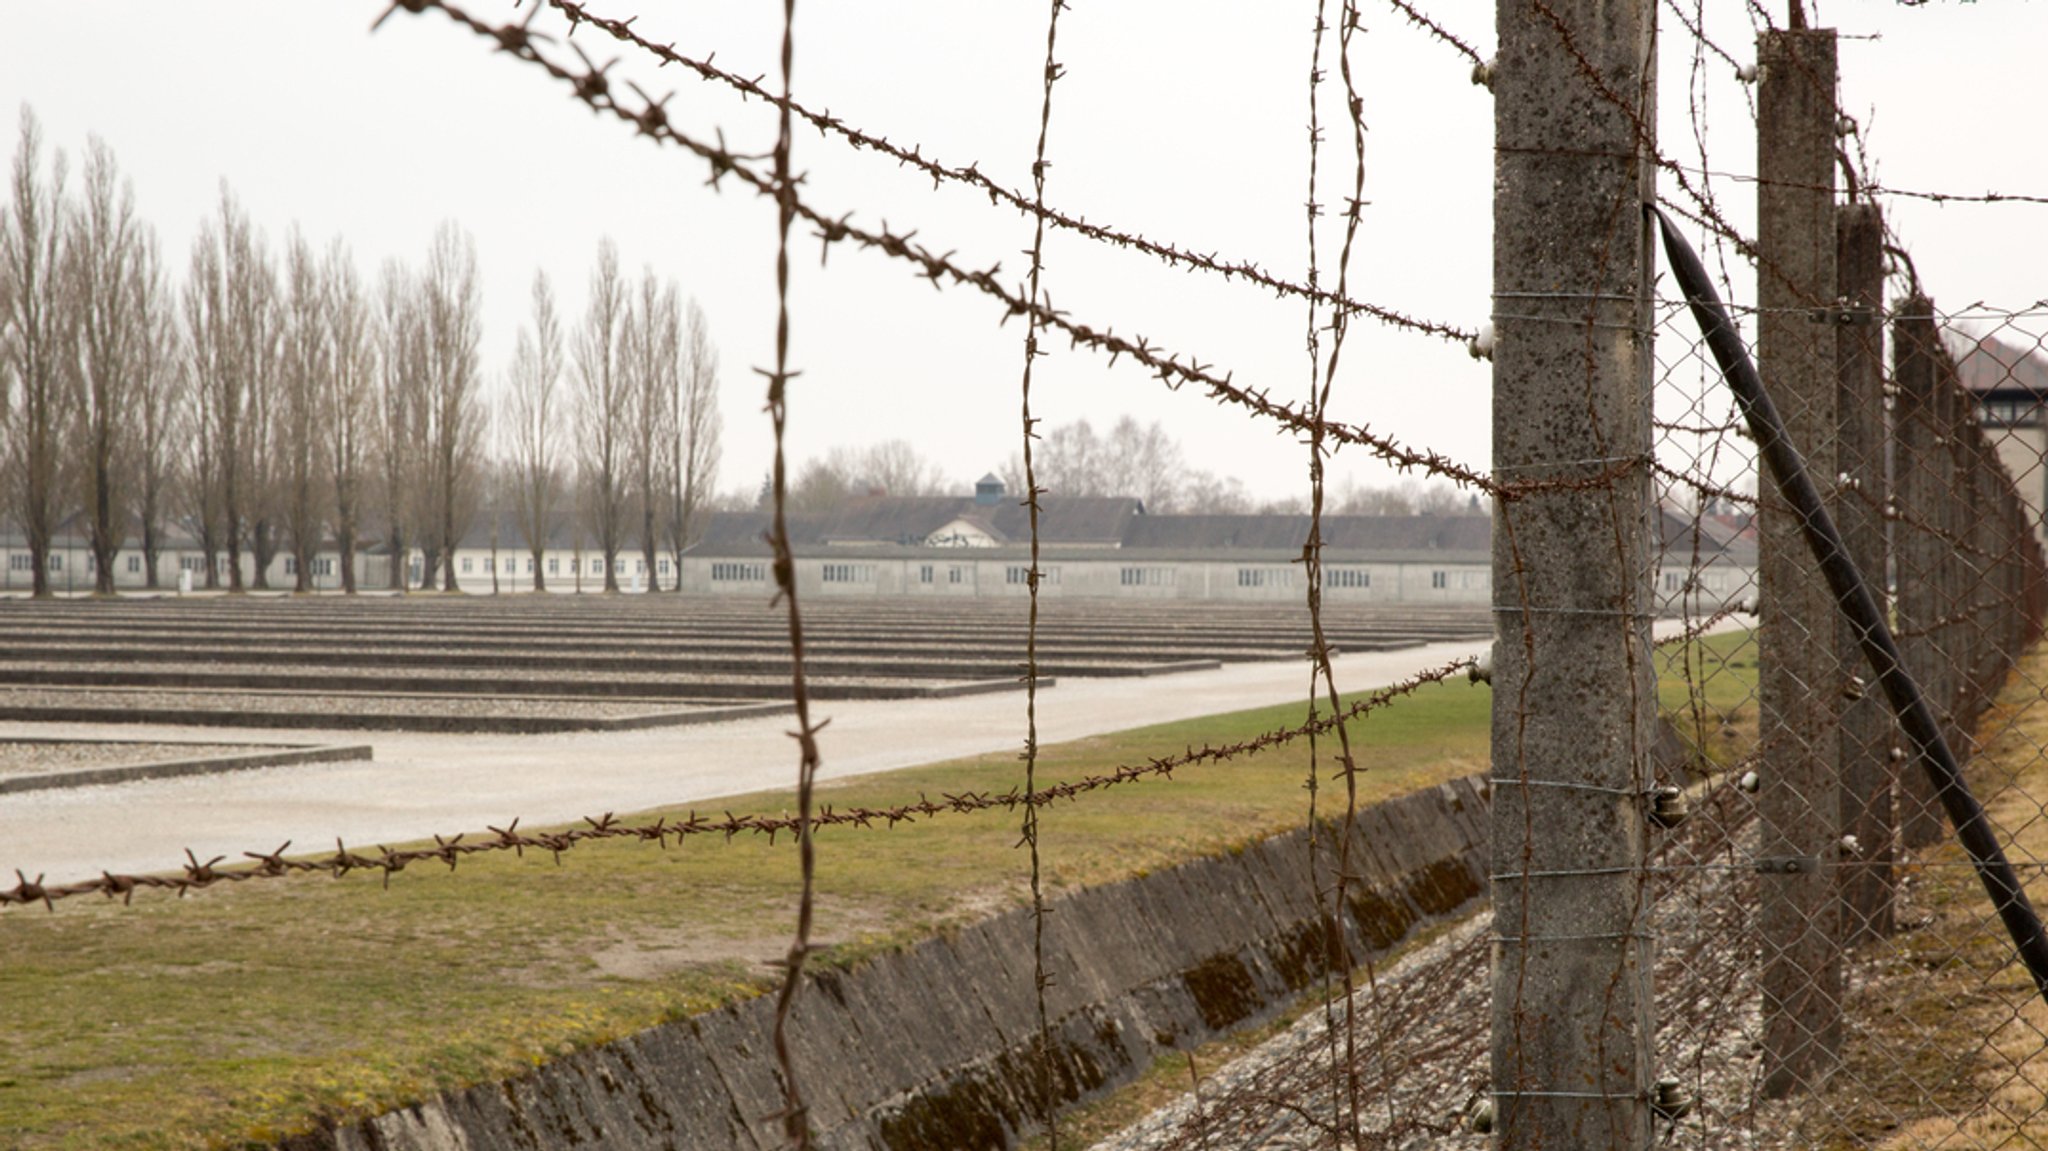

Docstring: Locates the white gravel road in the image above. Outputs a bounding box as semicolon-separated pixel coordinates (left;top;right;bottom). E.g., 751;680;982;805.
1;640;1489;885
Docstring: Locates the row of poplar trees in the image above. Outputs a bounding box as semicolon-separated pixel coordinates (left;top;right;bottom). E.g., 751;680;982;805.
0;107;721;598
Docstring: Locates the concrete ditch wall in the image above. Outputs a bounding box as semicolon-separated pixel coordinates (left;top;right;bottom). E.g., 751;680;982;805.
282;776;1491;1151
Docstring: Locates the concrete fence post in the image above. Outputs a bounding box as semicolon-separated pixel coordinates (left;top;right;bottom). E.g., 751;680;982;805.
1488;0;1657;1146
1834;202;1892;945
1755;25;1843;1098
1891;297;1950;849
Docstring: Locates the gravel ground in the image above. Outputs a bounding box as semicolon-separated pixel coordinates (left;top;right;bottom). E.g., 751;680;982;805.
0;659;968;690
0;739;263;780
1088;785;1905;1150
0;687;706;719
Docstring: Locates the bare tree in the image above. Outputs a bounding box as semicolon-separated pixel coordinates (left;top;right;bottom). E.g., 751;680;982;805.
506;269;564;591
322;241;372;593
417;221;484;592
131;227;177;589
856;439;947;497
0;107;71;598
573;238;629;593
374;258;424;591
231;207;280;590
181;220;226;587
666;298;721;591
1330;477;1471;516
626;268;679;590
1001;416;1181;508
188;185;274;592
790;440;944;512
1179;469;1252;514
64;135;147;595
277;229;327;593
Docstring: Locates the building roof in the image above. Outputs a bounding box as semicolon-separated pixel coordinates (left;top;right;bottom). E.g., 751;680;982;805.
1123;513;1492;554
1945;326;2048;398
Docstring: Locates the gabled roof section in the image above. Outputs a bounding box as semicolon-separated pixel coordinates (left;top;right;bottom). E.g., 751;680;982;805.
1122;513;1491;554
1944;325;2048;397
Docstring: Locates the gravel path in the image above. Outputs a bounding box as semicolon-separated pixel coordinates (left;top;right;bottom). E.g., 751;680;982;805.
0;639;1489;885
0;687;701;719
0;739;267;781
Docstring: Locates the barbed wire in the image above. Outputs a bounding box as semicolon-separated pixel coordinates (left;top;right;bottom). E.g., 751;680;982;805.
1014;0;1067;1143
753;0;821;1141
0;655;1479;911
395;0;1523;503
1380;0;1485;67
540;0;1476;345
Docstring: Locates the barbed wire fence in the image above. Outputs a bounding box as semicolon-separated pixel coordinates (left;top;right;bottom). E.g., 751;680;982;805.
8;2;2048;1149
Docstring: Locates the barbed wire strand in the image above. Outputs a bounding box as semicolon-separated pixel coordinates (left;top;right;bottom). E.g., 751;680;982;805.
393;0;1513;502
1015;0;1068;1142
542;0;1477;347
0;656;1478;911
755;0;820;1143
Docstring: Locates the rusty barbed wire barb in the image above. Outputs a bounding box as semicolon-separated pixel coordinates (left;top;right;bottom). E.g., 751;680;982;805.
1382;0;1486;66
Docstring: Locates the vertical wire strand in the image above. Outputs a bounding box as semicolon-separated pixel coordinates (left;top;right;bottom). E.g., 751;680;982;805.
1306;3;1396;1140
1018;0;1068;1144
761;1;822;1146
1296;0;1342;1137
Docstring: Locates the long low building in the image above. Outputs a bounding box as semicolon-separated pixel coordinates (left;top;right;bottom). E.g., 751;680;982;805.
665;477;1753;611
1;476;1756;610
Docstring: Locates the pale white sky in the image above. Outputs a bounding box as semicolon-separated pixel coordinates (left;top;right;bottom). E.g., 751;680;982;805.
2;3;2043;504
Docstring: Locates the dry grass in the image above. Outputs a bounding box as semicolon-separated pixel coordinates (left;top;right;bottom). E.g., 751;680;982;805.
1844;643;2048;1150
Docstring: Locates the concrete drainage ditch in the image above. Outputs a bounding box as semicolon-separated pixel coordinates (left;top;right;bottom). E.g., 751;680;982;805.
274;776;1489;1151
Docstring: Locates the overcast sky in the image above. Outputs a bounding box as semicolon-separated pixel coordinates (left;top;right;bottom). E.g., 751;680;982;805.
3;3;2043;505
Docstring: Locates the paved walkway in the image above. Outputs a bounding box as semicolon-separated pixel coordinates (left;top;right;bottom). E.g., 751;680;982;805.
3;640;1488;884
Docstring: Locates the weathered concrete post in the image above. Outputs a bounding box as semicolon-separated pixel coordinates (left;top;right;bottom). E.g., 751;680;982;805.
1489;0;1657;1145
1936;364;1973;764
1892;296;1952;849
1835;202;1893;945
1755;26;1843;1098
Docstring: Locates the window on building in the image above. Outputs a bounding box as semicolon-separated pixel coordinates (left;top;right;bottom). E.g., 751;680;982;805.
1430;570;1447;589
126;555;142;574
949;566;964;584
919;564;934;584
461;557;473;574
49;554;62;572
1663;571;1683;592
713;561;767;582
284;557;298;576
822;563;874;584
659;559;671;576
1237;568;1290;588
1120;567;1172;587
1326;569;1370;589
178;555;201;573
593;559;605;575
314;557;334;577
8;554;30;571
636;559;646;574
548;557;560;575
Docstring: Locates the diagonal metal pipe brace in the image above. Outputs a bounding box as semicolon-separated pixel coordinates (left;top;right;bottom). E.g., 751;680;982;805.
1648;202;2048;1005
